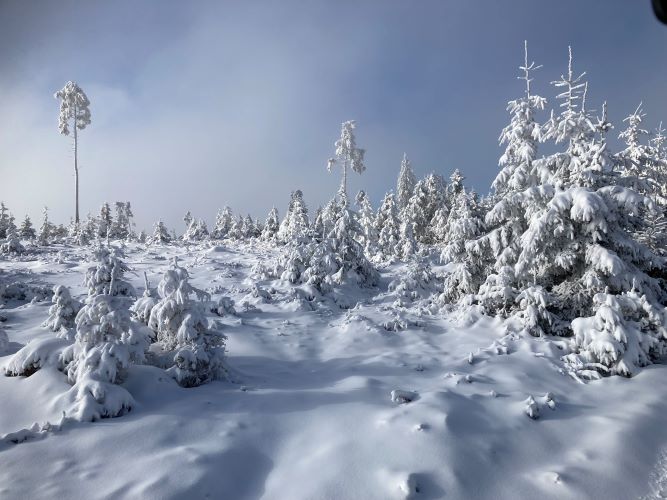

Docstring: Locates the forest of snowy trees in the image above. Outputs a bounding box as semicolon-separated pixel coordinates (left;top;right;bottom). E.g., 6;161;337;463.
2;44;667;420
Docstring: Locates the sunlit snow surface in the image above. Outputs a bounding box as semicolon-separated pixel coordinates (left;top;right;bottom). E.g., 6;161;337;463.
1;241;666;500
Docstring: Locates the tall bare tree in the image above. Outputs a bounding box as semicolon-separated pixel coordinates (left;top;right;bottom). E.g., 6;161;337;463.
55;81;91;224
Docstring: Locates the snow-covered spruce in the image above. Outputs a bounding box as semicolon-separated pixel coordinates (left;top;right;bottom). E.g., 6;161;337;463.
19;215;36;240
211;207;233;239
376;192;401;260
470;41;547;313
183;218;209;242
563;290;667;378
439;189;485;303
388;258;439;303
396;152;417;211
278;190;310;244
148;258;227;387
83;246;135;297
59;248;145;421
0;222;25;255
42;285;82;340
149;220;171;245
261;207;280;241
130;272;158;327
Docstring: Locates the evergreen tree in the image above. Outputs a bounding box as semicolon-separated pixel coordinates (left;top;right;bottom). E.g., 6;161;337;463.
396;153;416;210
37;206;50;245
43;285;82;339
327;120;366;203
98;203;113;238
376;192;400;259
278;190;310;243
211;207;233;239
261;207;280;241
19;215;36;240
355;190;378;254
60;247;143;420
149;221;171;245
0;202;8;239
148;259;226;387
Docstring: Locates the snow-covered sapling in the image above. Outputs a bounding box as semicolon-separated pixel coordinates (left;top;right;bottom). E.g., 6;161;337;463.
42;285;82;340
130;272;158;326
148;258;227;387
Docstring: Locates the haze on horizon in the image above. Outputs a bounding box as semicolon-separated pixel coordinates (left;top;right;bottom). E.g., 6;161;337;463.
1;0;666;232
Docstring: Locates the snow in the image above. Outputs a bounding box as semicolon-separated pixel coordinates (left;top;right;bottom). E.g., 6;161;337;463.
2;241;667;499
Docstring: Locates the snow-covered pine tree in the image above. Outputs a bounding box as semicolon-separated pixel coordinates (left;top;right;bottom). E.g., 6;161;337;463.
19;215;36;240
37;206;50;245
355;190;378;255
211;207;233;239
183;211;193;231
149;220;171;245
0;221;25;255
261;207;280;241
396;153;416;211
110;202;134;240
472;41;547;312
183;218;209;242
55;81;91;224
440;189;486;302
649;122;667;202
429;205;450;244
43;285;82;340
617;104;659;197
98;203;112;238
229;215;244;240
327;120;366;203
0;202;8;239
60;247;145;420
278;190;310;243
312;206;324;241
320;198;341;242
376;192;401;259
327;198;378;287
148;258;226;387
130;272;158;327
243;215;259;239
511;49;667;377
403;173;446;244
398;220;418;260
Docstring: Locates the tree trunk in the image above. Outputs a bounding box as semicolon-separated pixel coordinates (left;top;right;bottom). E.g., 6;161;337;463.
73;105;79;224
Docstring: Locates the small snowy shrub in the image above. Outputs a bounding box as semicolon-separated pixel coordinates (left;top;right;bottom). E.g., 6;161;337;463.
563;291;667;378
5;337;70;377
0;224;25;255
212;296;236;317
388;259;438;302
524;395;540;419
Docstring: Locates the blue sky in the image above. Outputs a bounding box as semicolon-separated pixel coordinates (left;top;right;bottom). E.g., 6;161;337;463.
1;0;666;232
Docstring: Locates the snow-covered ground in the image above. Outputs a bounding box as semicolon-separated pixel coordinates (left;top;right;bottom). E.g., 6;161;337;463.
1;241;667;500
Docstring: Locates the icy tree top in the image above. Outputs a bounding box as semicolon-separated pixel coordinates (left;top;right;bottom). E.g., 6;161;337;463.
328;120;366;175
54;81;91;135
